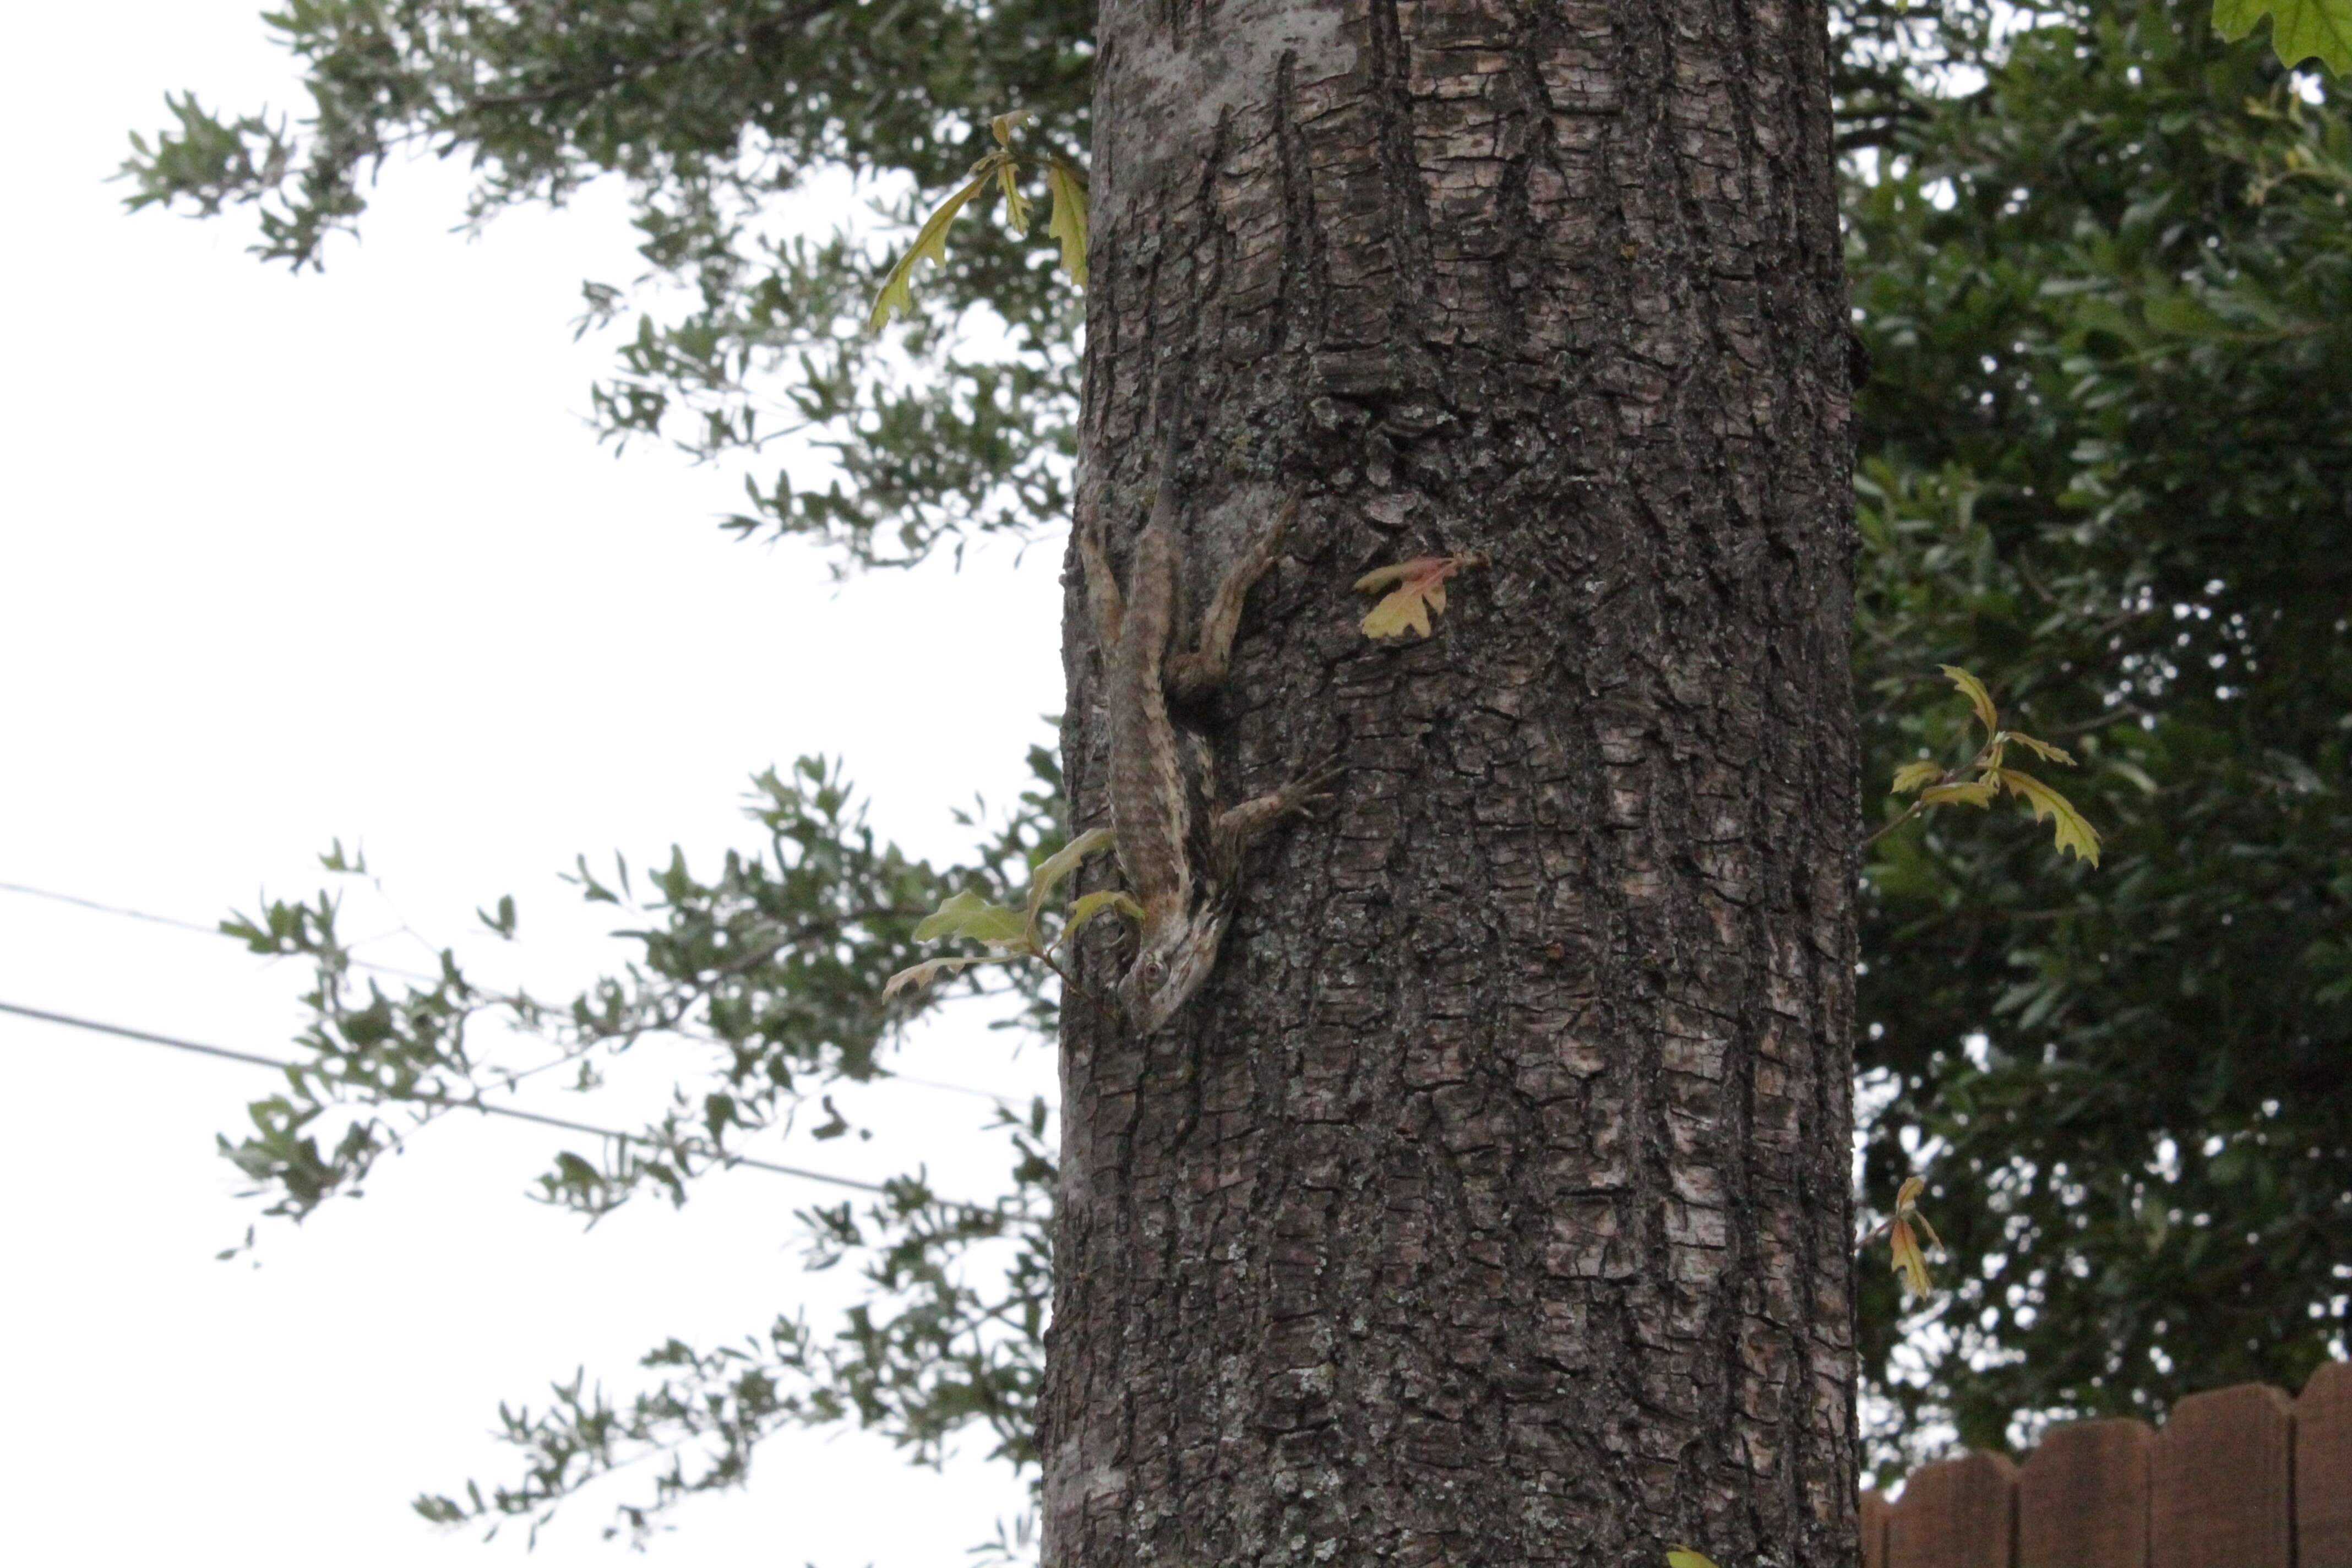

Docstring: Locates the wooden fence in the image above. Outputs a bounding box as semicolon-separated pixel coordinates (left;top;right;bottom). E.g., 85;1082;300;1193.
1860;1360;2351;1568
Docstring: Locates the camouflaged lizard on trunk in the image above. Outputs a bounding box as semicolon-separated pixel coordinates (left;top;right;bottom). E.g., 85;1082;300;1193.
1077;409;1335;1035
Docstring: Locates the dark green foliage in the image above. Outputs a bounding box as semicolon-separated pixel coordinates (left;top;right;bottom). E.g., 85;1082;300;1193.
1849;1;2351;1471
139;0;2352;1537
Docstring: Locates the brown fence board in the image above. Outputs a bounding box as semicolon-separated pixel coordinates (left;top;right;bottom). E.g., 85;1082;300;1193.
2150;1383;2292;1568
2017;1417;2153;1568
1889;1450;2015;1568
2302;1359;2352;1568
1863;1489;1891;1568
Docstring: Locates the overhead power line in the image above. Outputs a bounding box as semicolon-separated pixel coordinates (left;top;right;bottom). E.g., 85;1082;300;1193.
0;878;1049;1110
0;879;225;936
0;877;444;984
0;998;999;1205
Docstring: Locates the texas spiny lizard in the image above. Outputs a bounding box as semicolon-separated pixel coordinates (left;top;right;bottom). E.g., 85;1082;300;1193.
1077;405;1334;1033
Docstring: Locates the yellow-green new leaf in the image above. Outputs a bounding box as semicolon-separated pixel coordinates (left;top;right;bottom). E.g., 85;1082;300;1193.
883;951;1020;1000
1886;1175;1939;1300
868;160;1004;332
912;888;1031;948
1020;826;1116;943
2001;769;2103;866
997;158;1032;236
1060;888;1144;948
1939;664;2000;737
2003;731;2078;769
2212;0;2352;75
1890;760;1944;795
1046;159;1089;287
1666;1550;1721;1568
989;109;1033;148
1889;1215;1933;1299
1920;778;1999;808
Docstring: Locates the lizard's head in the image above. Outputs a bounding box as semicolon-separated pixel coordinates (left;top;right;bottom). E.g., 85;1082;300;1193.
1115;917;1229;1035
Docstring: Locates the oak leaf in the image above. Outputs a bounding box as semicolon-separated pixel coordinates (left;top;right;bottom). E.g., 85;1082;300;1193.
911;888;1030;949
1889;760;1944;795
1885;1175;1945;1301
881;951;1020;1000
1060;888;1143;946
1019;827;1115;945
2000;769;2103;867
1355;553;1482;640
1919;778;2000;808
868;155;1008;332
1889;666;2101;867
1045;159;1089;287
1939;663;2000;738
995;157;1031;236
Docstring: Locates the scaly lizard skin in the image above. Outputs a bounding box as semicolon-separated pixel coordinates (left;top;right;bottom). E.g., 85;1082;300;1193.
1079;415;1333;1033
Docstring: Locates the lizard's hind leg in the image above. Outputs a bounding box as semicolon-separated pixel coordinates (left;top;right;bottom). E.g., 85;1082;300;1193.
1167;495;1297;704
1211;758;1342;884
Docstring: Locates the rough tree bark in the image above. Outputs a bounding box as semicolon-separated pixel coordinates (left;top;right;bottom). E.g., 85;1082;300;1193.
1044;1;1857;1563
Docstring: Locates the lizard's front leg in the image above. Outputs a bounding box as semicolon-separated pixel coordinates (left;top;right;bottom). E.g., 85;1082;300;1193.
1166;495;1297;704
1075;497;1124;655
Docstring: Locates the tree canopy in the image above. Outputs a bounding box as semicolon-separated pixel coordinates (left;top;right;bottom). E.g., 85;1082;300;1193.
125;0;2350;1536
1849;2;2351;1469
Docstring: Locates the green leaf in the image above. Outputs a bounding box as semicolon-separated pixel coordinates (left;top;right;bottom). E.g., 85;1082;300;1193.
912;889;1030;948
1046;159;1089;287
1890;1216;1934;1299
1019;826;1115;943
2001;731;2078;769
867;159;1005;333
989;110;1032;149
2212;0;2352;74
996;160;1032;236
1920;778;1999;808
2000;769;2103;867
1890;760;1943;794
1666;1551;1721;1568
881;951;1020;1000
1937;665;2000;738
1059;888;1143;947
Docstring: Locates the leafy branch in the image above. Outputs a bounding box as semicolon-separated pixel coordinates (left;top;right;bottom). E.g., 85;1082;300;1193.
868;111;1088;331
1859;1175;1947;1303
1867;666;2103;865
884;826;1129;1005
215;751;1069;1231
414;1104;1057;1546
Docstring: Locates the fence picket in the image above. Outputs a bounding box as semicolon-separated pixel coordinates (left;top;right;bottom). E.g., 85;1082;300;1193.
1888;1450;2015;1568
1865;1364;2352;1568
2016;1418;2153;1568
1863;1489;1891;1568
2150;1383;2293;1568
2302;1359;2352;1568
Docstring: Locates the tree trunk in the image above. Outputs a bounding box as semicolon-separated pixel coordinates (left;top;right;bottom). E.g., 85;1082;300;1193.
1044;0;1858;1563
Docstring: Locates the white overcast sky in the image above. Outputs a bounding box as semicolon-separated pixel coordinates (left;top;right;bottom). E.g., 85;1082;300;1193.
1;4;1064;1562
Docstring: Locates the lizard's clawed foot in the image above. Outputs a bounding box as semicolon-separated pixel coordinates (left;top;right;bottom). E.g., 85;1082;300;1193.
1282;755;1347;818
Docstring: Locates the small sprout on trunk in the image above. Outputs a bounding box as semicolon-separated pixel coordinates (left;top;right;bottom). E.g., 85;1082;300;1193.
1354;552;1486;640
